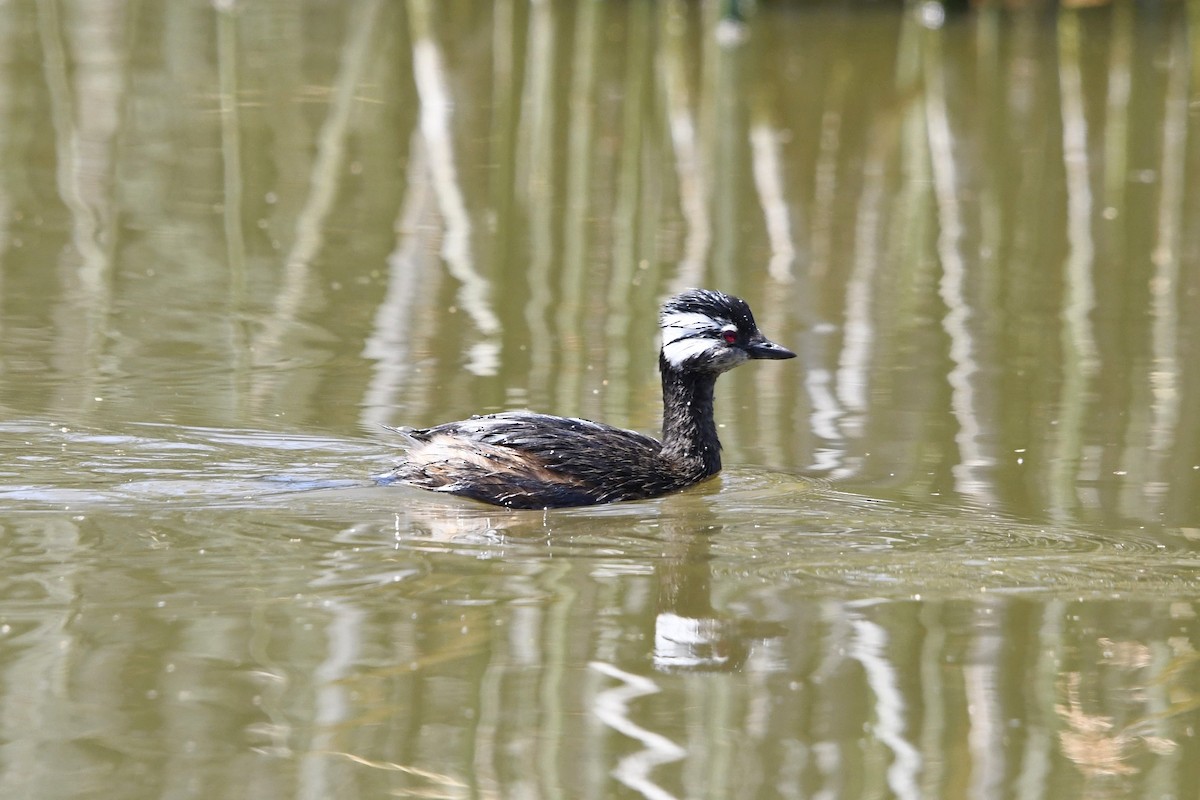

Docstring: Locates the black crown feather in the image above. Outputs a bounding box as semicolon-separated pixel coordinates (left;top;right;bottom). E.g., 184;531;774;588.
661;288;757;331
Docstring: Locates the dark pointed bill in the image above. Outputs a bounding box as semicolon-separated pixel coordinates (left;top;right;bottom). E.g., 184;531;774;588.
745;337;796;360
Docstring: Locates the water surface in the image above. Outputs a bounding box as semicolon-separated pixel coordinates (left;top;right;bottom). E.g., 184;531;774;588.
1;1;1198;798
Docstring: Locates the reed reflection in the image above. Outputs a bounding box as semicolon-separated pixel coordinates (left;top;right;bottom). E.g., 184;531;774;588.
343;498;1200;797
3;2;1200;799
3;0;1196;531
339;2;1196;532
649;500;785;673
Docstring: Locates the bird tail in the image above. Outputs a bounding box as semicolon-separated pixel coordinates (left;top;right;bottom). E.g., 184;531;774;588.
381;424;424;448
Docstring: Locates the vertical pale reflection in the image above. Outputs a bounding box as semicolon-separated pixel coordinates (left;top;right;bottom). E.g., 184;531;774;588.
748;100;800;467
216;6;247;298
838;151;883;425
1192;0;1200;104
1051;11;1099;520
694;678;736;797
706;0;739;292
753;286;799;468
536;562;575;796
810;68;847;279
37;0;125;413
297;604;366;800
216;4;250;413
964;603;1006;799
37;0;119;277
488;604;544;792
1015;601;1064;800
973;14;1003;311
749;123;795;283
252;0;381;399
662;1;710;292
1093;3;1131;513
806;345;844;473
804;61;848;475
605;1;652;426
918;603;948;797
472;637;504;794
556;0;601;417
1102;3;1132;210
888;11;941;489
0;520;82;798
518;0;556;404
832;103;892;479
1143;637;1185;790
360;136;438;428
741;25;801;464
410;0;501;376
1144;25;1188;509
0;1;11;348
590;661;685;800
923;27;995;503
847;608;922;800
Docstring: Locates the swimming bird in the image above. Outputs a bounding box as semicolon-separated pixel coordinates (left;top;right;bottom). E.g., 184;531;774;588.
381;288;795;508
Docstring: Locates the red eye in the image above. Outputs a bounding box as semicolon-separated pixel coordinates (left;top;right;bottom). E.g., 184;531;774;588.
722;330;738;344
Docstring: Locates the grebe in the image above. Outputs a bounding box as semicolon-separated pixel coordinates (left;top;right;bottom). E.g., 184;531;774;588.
381;288;795;508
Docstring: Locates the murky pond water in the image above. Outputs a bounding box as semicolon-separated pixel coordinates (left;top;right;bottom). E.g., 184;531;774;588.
1;1;1199;798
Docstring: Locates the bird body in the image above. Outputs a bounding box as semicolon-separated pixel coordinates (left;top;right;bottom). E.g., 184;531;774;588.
381;289;795;509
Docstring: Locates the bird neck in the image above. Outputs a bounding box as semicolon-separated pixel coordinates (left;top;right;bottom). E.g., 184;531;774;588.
659;354;722;476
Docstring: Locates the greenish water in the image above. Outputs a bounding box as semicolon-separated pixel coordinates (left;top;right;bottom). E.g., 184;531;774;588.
1;1;1198;798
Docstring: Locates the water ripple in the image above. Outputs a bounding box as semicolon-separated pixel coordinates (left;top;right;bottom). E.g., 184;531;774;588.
2;421;1196;599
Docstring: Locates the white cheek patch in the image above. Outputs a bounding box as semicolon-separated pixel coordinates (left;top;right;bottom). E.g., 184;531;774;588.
660;311;724;345
662;337;721;368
